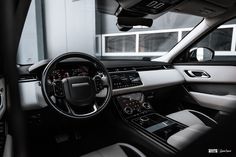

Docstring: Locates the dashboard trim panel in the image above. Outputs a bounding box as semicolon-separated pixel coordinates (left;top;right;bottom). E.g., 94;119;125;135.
19;81;48;110
112;69;184;95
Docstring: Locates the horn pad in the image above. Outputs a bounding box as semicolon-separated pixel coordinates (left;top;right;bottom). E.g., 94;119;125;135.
62;76;95;107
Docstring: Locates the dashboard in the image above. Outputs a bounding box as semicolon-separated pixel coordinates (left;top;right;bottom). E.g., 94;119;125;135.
18;60;185;110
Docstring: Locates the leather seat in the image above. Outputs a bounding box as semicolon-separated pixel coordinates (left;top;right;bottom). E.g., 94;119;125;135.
81;143;146;157
166;109;217;150
167;124;210;150
167;109;217;127
82;110;217;155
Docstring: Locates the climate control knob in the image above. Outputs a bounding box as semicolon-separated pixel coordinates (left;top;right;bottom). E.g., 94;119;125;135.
142;102;151;109
123;107;133;115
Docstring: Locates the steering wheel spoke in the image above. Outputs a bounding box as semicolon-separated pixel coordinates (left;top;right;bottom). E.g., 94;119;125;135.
96;87;108;98
101;75;109;87
62;99;73;114
93;74;109;93
62;99;99;117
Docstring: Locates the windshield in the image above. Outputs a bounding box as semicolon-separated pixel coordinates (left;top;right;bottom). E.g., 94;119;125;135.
17;0;202;65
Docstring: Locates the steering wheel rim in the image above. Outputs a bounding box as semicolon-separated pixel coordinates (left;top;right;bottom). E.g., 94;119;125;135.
41;52;112;119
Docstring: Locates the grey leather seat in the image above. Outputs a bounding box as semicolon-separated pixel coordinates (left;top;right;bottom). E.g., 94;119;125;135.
166;109;217;150
166;109;217;127
167;124;210;150
81;143;146;157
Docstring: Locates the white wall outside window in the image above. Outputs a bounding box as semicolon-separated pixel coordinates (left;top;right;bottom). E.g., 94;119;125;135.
102;24;236;57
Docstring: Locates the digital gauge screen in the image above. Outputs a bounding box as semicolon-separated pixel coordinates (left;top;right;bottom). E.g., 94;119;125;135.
48;63;96;81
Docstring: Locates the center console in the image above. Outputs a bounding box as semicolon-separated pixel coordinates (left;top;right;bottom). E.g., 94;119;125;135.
115;92;187;146
116;93;152;116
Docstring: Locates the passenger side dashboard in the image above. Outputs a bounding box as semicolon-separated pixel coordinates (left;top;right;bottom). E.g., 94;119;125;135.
111;68;184;95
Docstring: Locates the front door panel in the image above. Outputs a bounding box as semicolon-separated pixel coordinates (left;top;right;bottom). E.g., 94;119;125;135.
175;65;236;113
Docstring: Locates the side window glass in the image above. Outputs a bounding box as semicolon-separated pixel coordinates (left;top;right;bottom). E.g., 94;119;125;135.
185;18;236;62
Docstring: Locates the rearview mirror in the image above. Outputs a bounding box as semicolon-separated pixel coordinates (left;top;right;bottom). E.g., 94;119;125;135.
116;17;153;31
189;47;214;62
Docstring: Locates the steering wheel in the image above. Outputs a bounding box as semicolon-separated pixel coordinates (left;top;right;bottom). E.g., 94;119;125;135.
41;52;112;119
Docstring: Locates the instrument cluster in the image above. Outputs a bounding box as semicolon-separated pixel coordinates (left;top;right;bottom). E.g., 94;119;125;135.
48;63;95;81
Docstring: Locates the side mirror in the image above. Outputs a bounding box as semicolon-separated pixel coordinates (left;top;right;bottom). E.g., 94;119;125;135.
189;47;214;62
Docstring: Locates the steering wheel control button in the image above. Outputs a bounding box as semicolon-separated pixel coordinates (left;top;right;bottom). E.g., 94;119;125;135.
53;81;64;97
93;75;103;93
124;107;133;115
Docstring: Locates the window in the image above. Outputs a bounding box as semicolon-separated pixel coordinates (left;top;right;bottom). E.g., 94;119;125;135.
18;1;203;64
195;28;233;52
100;12;202;57
182;31;190;39
105;35;136;53
139;32;178;52
17;0;44;65
191;19;236;57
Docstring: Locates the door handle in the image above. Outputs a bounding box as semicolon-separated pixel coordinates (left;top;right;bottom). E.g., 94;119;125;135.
185;70;210;78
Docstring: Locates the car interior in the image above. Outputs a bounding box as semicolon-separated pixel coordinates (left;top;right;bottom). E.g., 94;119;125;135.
1;0;236;157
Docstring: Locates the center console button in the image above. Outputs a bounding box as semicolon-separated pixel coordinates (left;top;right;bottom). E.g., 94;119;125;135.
136;107;142;112
124;107;133;115
142;102;151;109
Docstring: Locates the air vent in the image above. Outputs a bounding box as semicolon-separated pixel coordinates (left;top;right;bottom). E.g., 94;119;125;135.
19;74;38;82
107;64;173;73
107;67;136;73
135;65;167;71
